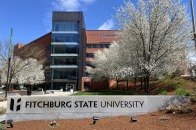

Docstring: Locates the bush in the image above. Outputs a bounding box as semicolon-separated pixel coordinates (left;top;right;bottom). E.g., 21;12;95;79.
157;88;167;95
175;88;190;96
159;90;167;95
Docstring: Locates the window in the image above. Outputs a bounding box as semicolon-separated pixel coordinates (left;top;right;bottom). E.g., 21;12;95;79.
53;68;77;80
52;21;79;31
52;57;77;65
104;44;110;48
53;82;66;90
86;53;94;58
84;82;90;89
53;45;78;54
86;44;110;48
52;34;79;43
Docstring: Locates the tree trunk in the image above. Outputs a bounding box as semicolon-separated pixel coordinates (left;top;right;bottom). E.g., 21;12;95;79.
144;76;147;93
146;76;150;95
116;80;119;89
134;77;136;91
140;77;143;92
127;80;128;90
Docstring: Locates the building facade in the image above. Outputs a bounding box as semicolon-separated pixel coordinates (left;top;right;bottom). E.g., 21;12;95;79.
50;12;86;91
14;12;117;91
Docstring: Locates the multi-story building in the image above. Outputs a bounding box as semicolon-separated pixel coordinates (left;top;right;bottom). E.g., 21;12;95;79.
50;12;86;91
14;11;117;91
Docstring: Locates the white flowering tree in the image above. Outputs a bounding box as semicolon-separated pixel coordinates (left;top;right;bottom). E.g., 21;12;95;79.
114;0;192;94
87;0;192;94
1;57;45;89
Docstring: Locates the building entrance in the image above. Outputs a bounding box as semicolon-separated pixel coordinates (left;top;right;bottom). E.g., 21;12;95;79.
65;83;75;92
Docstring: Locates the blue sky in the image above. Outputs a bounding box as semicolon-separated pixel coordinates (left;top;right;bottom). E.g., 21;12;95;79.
0;0;193;44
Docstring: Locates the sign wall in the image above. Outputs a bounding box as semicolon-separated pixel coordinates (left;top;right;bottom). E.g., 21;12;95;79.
6;96;189;122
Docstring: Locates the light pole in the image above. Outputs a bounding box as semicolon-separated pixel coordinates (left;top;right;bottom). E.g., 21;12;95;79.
5;28;13;97
190;0;196;49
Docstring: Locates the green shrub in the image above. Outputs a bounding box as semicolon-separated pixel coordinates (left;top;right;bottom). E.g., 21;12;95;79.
159;90;167;95
156;88;167;95
175;88;190;96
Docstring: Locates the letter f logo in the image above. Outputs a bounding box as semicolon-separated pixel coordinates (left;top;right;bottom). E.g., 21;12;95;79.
10;98;21;111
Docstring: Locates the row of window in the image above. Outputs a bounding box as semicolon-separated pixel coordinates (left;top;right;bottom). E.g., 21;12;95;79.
86;53;94;58
86;44;110;48
52;45;78;54
52;34;79;43
46;43;110;53
52;68;77;80
51;57;78;65
52;21;79;32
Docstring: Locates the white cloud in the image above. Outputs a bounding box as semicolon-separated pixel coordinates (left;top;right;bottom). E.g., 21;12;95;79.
43;0;95;32
98;19;114;30
52;0;95;11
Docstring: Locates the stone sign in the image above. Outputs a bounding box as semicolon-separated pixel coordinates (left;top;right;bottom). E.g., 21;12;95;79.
6;96;189;122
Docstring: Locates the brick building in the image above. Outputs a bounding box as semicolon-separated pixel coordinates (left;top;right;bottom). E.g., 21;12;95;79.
14;12;118;91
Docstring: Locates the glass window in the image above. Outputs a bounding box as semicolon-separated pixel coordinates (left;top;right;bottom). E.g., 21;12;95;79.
86;53;94;58
52;82;67;90
52;57;77;65
86;44;110;48
52;34;79;43
52;21;78;31
53;68;77;80
53;45;78;54
86;44;91;48
104;44;110;48
92;44;96;48
84;82;90;89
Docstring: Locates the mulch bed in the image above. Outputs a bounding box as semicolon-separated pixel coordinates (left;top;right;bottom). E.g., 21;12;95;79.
6;103;196;130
